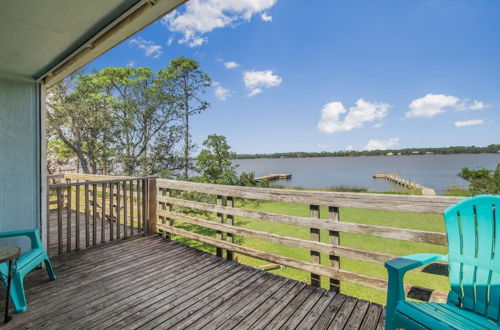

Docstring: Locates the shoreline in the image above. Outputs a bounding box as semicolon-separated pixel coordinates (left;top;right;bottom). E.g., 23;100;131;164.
233;152;500;160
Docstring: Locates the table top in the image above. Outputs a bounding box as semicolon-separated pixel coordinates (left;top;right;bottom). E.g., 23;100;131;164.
0;247;20;264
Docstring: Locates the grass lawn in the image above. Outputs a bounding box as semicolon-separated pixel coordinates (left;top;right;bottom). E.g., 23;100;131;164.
172;199;450;305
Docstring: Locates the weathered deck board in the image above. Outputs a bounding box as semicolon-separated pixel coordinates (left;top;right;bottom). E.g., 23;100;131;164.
0;236;384;329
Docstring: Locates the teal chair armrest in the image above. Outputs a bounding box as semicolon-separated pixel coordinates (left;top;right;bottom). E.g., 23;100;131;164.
385;253;447;274
385;253;447;329
0;229;43;250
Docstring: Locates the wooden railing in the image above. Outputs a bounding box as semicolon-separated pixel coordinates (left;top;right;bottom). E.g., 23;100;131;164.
154;179;464;302
47;174;155;255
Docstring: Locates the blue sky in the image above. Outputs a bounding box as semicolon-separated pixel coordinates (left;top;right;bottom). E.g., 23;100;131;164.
90;0;500;154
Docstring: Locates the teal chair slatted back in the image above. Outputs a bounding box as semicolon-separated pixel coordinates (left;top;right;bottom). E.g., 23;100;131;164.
443;194;500;322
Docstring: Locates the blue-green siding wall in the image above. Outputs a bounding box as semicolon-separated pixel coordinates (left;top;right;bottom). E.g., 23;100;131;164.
0;75;40;249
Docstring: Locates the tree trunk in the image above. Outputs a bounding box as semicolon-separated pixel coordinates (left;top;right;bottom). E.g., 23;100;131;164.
183;82;190;179
78;154;90;174
184;108;189;179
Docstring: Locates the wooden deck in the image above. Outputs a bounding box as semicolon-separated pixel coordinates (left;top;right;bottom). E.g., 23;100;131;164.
1;236;385;329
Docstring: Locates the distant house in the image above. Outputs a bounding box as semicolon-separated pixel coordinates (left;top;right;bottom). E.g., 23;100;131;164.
425;151;433;155
386;152;394;156
397;152;402;156
412;151;420;155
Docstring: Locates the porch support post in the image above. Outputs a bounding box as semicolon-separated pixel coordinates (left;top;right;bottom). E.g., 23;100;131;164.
40;82;48;252
147;178;157;235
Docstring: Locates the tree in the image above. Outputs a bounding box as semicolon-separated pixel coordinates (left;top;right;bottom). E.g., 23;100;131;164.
47;66;184;176
95;67;180;175
46;136;77;174
147;127;183;178
46;73;116;174
160;57;211;179
196;134;238;184
458;163;500;195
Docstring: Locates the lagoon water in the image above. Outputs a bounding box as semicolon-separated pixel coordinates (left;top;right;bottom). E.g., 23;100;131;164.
234;154;500;195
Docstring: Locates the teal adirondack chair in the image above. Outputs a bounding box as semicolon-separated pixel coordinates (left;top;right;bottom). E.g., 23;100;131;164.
385;195;500;329
0;229;56;312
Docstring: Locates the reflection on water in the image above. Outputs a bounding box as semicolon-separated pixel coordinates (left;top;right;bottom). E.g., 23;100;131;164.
234;154;500;195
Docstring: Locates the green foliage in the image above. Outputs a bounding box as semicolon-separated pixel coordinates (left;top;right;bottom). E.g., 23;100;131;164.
238;171;257;187
195;134;259;187
196;134;238;185
46;137;77;173
458;163;500;195
47;57;211;177
47;72;116;173
160;57;212;178
444;185;473;197
258;179;270;188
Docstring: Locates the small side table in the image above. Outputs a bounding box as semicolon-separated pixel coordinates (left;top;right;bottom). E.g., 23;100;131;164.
0;247;20;324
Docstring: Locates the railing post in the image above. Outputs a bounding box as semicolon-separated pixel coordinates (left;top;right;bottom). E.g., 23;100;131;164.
116;182;121;239
101;183;106;243
329;206;341;292
159;188;173;240
66;186;72;252
136;179;141;233
142;179;147;235
129;181;134;236
147;178;157;235
109;182;114;240
216;195;224;258
123;182;128;238
85;184;90;248
226;196;234;261
310;204;321;287
75;185;80;250
92;183;97;245
56;187;63;255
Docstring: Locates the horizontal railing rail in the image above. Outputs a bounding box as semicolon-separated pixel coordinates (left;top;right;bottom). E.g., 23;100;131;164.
155;179;463;303
155;179;461;213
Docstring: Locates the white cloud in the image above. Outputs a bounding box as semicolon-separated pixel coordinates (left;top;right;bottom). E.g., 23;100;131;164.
406;94;487;118
247;88;262;97
243;70;282;96
318;144;329;150
213;82;231;101
345;145;354;151
454;119;484;127
261;12;273;21
129;37;162;58
126;60;135;67
365;138;399;151
162;0;277;47
406;94;459;118
373;122;383;128
317;99;390;133
224;61;240;69
466;100;487;111
167;37;174;46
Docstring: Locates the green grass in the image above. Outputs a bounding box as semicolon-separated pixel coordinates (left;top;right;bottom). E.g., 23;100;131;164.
443;185;472;197
171;199;450;305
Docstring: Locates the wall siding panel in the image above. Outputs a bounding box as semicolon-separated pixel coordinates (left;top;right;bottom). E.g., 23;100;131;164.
0;75;40;251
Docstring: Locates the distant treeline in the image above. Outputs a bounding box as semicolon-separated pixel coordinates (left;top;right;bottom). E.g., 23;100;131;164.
235;144;500;159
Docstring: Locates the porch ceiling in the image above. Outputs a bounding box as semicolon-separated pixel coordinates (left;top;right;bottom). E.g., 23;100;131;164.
0;0;184;84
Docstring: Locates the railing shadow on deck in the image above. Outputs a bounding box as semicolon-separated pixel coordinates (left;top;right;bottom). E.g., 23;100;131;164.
47;173;464;305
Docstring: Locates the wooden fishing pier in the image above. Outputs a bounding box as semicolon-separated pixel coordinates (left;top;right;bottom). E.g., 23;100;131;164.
373;172;436;196
254;173;292;182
